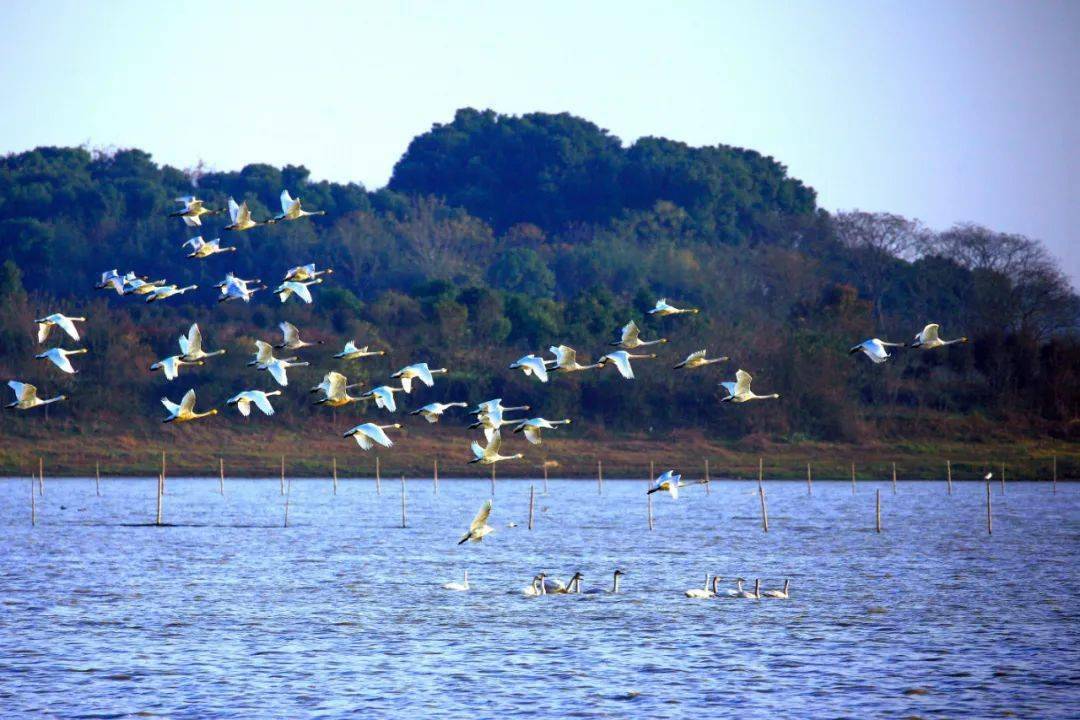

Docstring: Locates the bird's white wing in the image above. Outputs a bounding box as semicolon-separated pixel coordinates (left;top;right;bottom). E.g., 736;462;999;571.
607;352;634;379
228;197;241;223
399;375;414;394
183;215;201;227
526;356;549;382
621;320;640;344
327;372;346;398
267;361;288;386
55;316;80;342
685;349;706;363
720;381;737;397
470;440;485;460
470;499;493;531
49;351;77;374
923;324;940;342
237;201;251;225
236;397;252;416
416;364;435;387
381;389;397;412
179;389;197;414
162;356;179;380
252;392;275;416
36;322;50;344
8;381;31;401
279;321;299;346
352;432;374;450
182;237;201;250
291;283;314;304
254;340;274;364
280;189;295;214
734;369;752;394
361;424;394;448
342;340;358;354
161;396;181;415
187;324;203;354
523;425;542;445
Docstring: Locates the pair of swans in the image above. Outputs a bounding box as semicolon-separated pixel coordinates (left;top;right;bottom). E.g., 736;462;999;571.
151;324;225;380
851;324;967;363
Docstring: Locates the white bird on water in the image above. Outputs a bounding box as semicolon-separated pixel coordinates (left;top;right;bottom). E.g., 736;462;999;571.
509;354;555;383
145;284;198;303
343;422;401;450
685;575;718;599
549;345;603;373
612;320;667;349
458;499;494;544
720;369;780;403
512;417;572;446
276;278;322;304
276;321;322;350
6;381;65;410
283;263;333;282
849;338;905;364
36;313;85;344
762;580;790;599
262;357;310;387
270;190;326;224
334;341;385;360
226;390;282;417
392;362;448;394
674;349;728;370
35;347;88;374
468;431;524;465
410;402;468;423
910;323;967;350
224;197;264;231
179;323;225;362
648;298;699;316
737;579;762;599
150;354;202;381
183;236;236;259
161;389;217;423
441;570;470;592
599;350;656;379
362;385;405;413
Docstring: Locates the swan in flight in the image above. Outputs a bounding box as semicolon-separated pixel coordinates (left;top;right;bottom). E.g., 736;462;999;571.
283;263;333;282
612;320;667;349
6;381;65;410
411;402;468;423
262;357;309;387
458;499;494;544
582;569;625;595
224;197;264;231
170;196;220;226
270;190;326;223
145;284;197;303
343;422;401;450
648;298;699;316
217;275;265;303
392;362;448;394
183;236;237;259
150;354;203;381
334;341;385;360
549;345;603;373
36;313;85;344
720;370;780;403
909;323;967;350
849;338;904;364
737;579;761;599
512;417;572;445
470;404;530;442
122;275;166;296
276;278;322;304
35;347;88;374
311;371;363;407
179;323;225;362
646;470;706;499
276;321;321;350
96;269;126;294
509;354;555;383
247;340;279;369
685;574;717;599
362;385;404;412
470;399;530;417
161;389;217;423
599;350;656;379
226;389;282;416
468;431;524;465
674;349;728;370
441;570;470;592
762;580;790;599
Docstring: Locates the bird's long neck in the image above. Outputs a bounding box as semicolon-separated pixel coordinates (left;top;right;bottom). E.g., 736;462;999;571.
612;574;620;594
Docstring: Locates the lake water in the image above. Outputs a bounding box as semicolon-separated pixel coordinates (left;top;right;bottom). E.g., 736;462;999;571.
1;477;1076;718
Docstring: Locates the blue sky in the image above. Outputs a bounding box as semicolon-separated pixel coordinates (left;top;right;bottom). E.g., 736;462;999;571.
3;0;1077;280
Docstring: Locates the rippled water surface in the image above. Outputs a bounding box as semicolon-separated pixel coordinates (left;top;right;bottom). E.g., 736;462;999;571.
1;477;1077;718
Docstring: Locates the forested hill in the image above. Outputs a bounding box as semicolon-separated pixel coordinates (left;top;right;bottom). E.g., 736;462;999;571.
0;107;1077;446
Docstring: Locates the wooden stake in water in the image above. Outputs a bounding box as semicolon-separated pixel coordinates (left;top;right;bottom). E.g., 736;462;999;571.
156;473;164;526
758;457;769;533
891;462;897;495
400;476;407;528
433;459;439;495
219;458;225;496
647;460;654;530
490;463;496;496
597;459;603;495
1000;463;1005;495
647;491;654;531
542;462;549;494
31;473;36;527
850;462;856;495
332;457;338;496
947;459;953;495
280;455;285;496
875;489;882;533
806;461;812;495
1052;456;1057;494
95;461;101;497
986;476;992;535
284;478;292;528
375;456;381;495
528;484;535;530
38;457;44;496
704;458;711;495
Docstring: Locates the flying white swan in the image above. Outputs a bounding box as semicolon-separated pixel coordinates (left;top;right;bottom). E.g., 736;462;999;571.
262;357;310;387
343;422;401;450
183;236;236;259
512;417;572;445
441;570;470;592
410;402;468;423
362;385;404;412
276;321;322;350
226;389;282;416
910;323;967;350
599;350;656;379
276;278;322;304
121;275;166;296
612;320;667;349
224;197;264;231
311;371;363;407
674;349;729;370
720;369;780;403
458;499;494;544
470;399;530;417
849;338;904;364
762;579;790;599
270;190;326;223
150;354;203;381
247;340;278;368
468;431;524;465
170;196;220;226
646;470;706;499
549;345;603;373
6;381;65;410
36;313;85;344
334;340;385;360
392;362;448;394
470;405;530;442
648;298;699;316
35;347;88;374
179;323;225;362
96;269;126;294
509;354;555;383
217;275;265;303
145;284;198;303
161;389;217;423
283;263;333;282
685;574;717;599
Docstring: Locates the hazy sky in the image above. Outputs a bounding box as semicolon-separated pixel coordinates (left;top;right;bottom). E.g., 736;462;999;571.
3;1;1077;281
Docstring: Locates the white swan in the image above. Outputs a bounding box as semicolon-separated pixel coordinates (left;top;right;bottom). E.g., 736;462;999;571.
599;350;656;379
179;323;225;362
910;323;967;350
247;340;278;368
283;263;333;282
226;389;282;416
470;399;530;417
470;404;530;442
647;470;695;499
549;345;603;373
458;499;494;544
512;417;572;445
183;236;237;259
343;422;401;450
276;321;321;350
685;574;717;598
311;371;363;407
441;570;469;592
170;196;220;226
96;269;126;294
122;275;166;296
762;580;790;599
145;284;198;303
161;389;217;423
217;275;265;303
612;320;667;349
150;354;203;381
362;385;404;412
410;402;467;423
276;278;322;304
849;338;904;364
6;381;65;410
648;298;699;316
262;357;310;387
720;370;780;403
509;354;555;383
737;579;761;599
674;349;728;369
522;573;547;596
270;190;326;223
36;313;85;344
334;340;385;360
35;347;88;374
468;431;524;465
224;197;264;231
392;362;448;393
721;578;745;598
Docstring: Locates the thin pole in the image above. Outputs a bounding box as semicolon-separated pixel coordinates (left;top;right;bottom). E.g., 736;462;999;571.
758;457;769;533
280;455;285;496
375;456;381;495
433;459;439;495
704;458;711;495
947;459;952;495
400;475;407;528
850;462;856;495
219;458;225;496
156;473;164;526
647;491;654;531
875;489;882;533
1052;456;1057;494
31;473;36;527
490;463;496;496
891;462;897;495
1000;463;1005;495
806;461;812;495
542;463;548;494
986;476;992;535
284;478;292;528
332;457;338;496
160;450;165;489
647;460;654;530
649;460;655;482
528;484;535;530
38;457;44;496
95;461;101;497
597;459;603;495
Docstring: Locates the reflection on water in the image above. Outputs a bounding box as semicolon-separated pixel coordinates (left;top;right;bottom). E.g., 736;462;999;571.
1;478;1077;718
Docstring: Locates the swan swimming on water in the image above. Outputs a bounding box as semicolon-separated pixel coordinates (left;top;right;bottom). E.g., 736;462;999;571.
685;574;717;598
762;579;790;599
442;570;470;592
581;569;625;594
737;579;761;599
